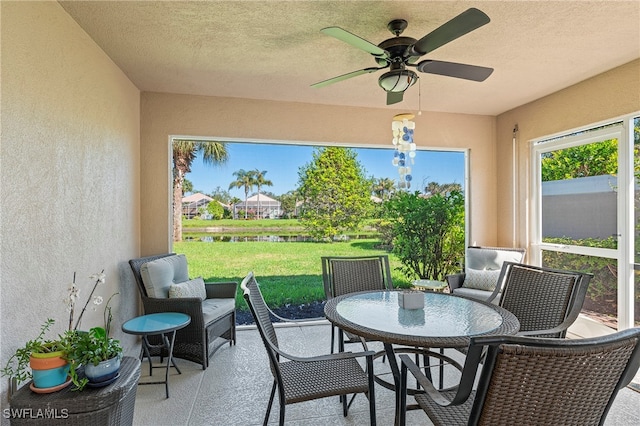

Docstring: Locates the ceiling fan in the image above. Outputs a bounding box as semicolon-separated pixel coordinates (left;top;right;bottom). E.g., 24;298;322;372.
311;8;494;105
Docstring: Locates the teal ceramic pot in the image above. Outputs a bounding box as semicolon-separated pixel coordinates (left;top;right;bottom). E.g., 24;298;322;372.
84;356;121;383
31;364;70;388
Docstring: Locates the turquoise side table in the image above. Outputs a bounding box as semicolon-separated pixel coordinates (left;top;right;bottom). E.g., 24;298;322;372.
122;312;191;398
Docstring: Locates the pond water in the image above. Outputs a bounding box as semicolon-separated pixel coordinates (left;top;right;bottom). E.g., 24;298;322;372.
183;234;374;243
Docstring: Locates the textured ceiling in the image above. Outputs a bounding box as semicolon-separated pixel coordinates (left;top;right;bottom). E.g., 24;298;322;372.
59;1;640;116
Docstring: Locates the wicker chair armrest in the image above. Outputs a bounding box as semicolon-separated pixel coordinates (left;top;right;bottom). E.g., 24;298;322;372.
280;349;376;363
445;273;465;291
516;318;575;338
142;296;205;324
204;281;238;299
400;342;485;409
400;353;476;407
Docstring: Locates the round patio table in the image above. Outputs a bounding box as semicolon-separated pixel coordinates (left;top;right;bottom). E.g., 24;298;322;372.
324;290;519;425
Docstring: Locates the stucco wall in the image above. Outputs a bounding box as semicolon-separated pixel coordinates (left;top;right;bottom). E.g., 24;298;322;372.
140;93;496;254
496;59;640;248
0;1;140;404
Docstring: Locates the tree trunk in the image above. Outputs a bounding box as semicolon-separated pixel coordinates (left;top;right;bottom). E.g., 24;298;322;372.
173;159;188;242
244;189;249;219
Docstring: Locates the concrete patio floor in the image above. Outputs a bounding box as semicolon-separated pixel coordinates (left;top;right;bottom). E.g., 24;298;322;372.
132;320;640;425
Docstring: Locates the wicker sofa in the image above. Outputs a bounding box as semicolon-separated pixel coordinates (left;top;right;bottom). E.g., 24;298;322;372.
129;253;237;370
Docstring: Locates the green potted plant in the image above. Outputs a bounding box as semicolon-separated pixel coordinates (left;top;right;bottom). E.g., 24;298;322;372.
3;270;123;393
65;293;122;390
1;319;71;391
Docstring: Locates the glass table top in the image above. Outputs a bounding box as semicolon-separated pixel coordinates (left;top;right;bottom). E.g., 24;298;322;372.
122;312;191;335
335;291;503;338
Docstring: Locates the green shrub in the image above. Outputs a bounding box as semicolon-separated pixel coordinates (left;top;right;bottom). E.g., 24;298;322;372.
383;190;465;281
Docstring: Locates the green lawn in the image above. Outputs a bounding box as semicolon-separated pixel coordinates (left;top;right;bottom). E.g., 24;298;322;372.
173;239;413;312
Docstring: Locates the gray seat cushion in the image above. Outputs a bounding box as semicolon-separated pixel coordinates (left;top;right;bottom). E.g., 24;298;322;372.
453;287;500;304
202;298;235;325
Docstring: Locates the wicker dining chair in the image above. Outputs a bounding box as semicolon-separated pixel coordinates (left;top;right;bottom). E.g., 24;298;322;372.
241;272;377;426
399;328;640;426
321;255;393;353
491;261;593;338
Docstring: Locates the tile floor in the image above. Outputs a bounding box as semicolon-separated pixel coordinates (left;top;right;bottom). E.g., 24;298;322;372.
132;321;640;425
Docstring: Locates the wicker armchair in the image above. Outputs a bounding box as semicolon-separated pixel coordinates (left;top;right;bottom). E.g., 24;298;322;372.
242;272;376;426
493;261;592;338
446;246;526;302
399;328;640;426
129;253;237;370
321;255;393;353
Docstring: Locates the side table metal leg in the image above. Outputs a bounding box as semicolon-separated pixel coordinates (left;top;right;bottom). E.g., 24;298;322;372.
142;335;154;376
163;330;179;398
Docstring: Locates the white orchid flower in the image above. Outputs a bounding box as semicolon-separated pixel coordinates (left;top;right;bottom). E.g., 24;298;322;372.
89;272;106;284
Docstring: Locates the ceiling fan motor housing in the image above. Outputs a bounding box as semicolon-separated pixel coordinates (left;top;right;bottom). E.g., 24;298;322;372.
375;36;417;66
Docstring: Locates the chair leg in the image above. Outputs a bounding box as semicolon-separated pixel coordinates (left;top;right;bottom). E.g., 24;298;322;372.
399;361;408;426
264;381;277;426
342;393;348;416
278;389;286;426
330;326;336;354
367;355;377;426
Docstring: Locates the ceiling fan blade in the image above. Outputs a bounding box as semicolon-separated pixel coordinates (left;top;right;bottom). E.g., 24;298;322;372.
417;60;493;82
321;27;389;59
410;8;490;56
386;91;404;105
311;67;384;88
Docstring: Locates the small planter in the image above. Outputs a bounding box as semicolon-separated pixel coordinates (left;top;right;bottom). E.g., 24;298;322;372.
84;356;121;384
30;351;70;389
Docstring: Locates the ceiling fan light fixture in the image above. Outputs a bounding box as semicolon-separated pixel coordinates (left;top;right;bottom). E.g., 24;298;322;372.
378;69;418;92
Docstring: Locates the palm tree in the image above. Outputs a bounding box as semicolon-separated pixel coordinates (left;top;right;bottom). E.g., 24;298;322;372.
173;140;228;242
373;177;396;201
252;169;273;219
229;169;256;219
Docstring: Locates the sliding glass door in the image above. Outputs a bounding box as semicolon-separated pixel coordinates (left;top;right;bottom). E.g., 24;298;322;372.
532;116;638;330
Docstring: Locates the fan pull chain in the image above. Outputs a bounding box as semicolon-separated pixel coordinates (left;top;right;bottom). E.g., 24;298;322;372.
418;79;422;115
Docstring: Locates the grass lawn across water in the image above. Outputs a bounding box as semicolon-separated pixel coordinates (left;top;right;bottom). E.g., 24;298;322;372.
174;239;413;312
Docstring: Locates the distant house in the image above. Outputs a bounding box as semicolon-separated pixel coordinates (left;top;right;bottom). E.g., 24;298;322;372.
234;193;281;219
182;192;213;219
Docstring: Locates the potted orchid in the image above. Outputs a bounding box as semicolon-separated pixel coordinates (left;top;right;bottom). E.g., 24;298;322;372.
2;271;122;392
63;271;123;391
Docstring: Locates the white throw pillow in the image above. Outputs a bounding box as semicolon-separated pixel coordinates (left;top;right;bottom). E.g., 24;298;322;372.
169;277;207;300
462;269;501;291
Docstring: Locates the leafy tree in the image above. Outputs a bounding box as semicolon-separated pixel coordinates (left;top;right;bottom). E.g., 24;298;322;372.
228;169;256;219
208;186;232;204
541;140;617;181
252;169;273;219
298;147;372;239
384;190;465;280
424;181;462;196
205;200;225;220
279;189;301;218
173;140;227;241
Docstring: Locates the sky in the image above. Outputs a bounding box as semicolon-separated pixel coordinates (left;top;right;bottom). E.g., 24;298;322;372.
186;142;465;199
